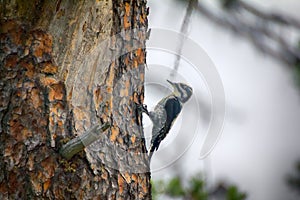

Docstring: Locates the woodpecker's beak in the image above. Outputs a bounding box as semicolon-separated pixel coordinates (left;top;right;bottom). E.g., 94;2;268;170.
167;79;174;85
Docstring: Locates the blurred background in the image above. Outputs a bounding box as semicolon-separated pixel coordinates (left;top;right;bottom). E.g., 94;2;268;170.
144;0;300;199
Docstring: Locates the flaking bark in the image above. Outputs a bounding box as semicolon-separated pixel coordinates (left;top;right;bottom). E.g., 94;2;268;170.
0;0;150;199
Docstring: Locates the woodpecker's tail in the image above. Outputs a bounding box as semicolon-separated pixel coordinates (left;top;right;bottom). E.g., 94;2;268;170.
148;133;162;161
148;150;154;161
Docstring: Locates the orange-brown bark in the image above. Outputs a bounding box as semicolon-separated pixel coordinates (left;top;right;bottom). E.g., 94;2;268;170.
0;0;150;199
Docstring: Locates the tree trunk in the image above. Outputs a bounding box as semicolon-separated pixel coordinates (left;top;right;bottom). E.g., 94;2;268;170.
0;0;150;199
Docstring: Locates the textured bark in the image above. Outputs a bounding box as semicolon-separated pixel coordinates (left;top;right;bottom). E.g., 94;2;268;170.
0;0;150;199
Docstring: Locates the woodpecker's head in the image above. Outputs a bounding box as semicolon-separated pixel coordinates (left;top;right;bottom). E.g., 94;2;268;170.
167;80;193;103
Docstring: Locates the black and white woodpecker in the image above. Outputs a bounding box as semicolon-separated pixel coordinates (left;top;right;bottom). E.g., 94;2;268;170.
140;80;193;160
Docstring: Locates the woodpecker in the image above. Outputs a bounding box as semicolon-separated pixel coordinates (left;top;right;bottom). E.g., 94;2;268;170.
140;80;193;160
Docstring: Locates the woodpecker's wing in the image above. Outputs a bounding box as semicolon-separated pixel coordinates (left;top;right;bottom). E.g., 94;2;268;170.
149;96;182;154
163;96;182;136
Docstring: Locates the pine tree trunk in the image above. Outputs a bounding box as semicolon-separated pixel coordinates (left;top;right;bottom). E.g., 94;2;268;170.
0;0;150;199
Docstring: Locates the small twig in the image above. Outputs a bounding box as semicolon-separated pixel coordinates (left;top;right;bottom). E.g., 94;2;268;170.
59;122;111;160
238;1;300;29
194;2;300;66
171;0;197;79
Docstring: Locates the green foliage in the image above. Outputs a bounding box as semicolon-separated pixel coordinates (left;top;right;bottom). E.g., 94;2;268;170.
226;186;247;200
152;172;247;200
151;180;165;200
165;177;186;197
187;175;208;200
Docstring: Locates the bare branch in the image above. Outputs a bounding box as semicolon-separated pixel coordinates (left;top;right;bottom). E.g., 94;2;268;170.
238;1;300;29
171;0;198;78
194;1;300;66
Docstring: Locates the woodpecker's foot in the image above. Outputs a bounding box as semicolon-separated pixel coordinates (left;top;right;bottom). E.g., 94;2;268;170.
136;103;149;116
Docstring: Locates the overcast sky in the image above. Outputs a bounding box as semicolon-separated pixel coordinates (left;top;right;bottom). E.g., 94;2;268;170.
146;0;300;199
